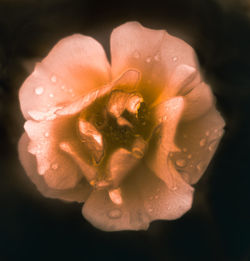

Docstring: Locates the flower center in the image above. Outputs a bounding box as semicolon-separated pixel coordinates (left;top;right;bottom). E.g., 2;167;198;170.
77;89;155;188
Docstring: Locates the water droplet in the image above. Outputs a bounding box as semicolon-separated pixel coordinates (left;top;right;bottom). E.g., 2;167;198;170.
214;128;218;133
61;85;66;90
187;154;192;159
172;56;178;62
199;138;206;147
154;53;160;61
51;75;57;83
133;50;140;59
182;147;187;152
69;88;73;93
208;139;218;152
148;208;153;213
205;130;210;136
196;161;205;172
175;159;187;168
44;132;49;137
51;163;58;170
108;209;122;219
146;57;151;63
35;87;44;95
217;129;223;137
49;93;54;98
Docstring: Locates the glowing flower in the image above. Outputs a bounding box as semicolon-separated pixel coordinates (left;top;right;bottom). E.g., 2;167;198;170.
18;22;225;231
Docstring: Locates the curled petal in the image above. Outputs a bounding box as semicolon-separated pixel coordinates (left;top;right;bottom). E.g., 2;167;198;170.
110;21;197;103
18;134;91;202
19;34;111;119
173;107;225;184
56;69;140;117
182;82;214;121
147;97;184;189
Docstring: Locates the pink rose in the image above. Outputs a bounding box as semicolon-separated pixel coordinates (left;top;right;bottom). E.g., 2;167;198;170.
18;21;225;231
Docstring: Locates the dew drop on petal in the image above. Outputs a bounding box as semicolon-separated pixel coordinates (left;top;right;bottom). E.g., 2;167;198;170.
172;56;178;62
35;87;44;95
51;75;57;83
175;159;187;168
146;57;151;63
49;93;54;98
208;139;218;152
182;147;187;152
199;138;206;147
187;154;192;159
205;130;210;136
148;208;153;213
133;50;140;59
196;161;205;172
51;163;58;170
44;132;49;137
108;209;122;219
61;85;66;90
154;53;160;61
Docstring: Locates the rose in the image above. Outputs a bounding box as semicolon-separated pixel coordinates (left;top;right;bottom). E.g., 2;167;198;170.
18;21;225;231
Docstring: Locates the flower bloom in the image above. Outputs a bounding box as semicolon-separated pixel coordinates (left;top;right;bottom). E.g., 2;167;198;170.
18;22;225;231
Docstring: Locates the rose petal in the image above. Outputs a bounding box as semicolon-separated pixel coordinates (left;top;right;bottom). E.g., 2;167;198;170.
110;21;197;103
82;163;193;231
147;97;184;189
24;117;82;189
55;69;140;117
19;34;111;119
107;148;140;188
182;82;214;121
172;106;225;184
18;134;91;202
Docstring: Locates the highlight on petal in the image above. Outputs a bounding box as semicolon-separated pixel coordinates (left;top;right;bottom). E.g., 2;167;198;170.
19;34;111;120
19;134;91;202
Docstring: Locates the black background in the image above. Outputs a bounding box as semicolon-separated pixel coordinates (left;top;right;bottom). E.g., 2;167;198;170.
0;0;250;260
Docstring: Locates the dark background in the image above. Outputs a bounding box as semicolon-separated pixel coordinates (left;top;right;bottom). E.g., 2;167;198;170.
0;0;250;260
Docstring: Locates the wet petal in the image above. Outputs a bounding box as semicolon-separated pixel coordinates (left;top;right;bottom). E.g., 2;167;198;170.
110;22;197;103
82;163;193;231
19;34;111;119
172;106;225;184
147;97;184;189
24;117;81;189
18;134;91;202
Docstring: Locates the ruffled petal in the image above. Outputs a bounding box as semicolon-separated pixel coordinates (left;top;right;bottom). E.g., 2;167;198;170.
82;163;193;231
19;34;111;119
55;69;140;117
18;133;91;202
172;106;225;184
24;116;86;190
147;97;184;189
110;21;197;103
